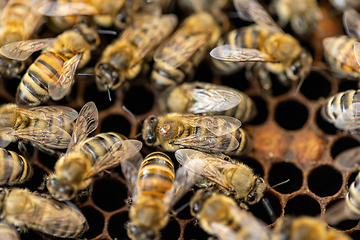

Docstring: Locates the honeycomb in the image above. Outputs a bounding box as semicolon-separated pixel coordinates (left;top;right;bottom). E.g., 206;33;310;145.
1;0;360;239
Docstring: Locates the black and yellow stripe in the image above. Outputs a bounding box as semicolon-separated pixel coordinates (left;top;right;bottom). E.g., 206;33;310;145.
0;221;19;240
0;148;32;185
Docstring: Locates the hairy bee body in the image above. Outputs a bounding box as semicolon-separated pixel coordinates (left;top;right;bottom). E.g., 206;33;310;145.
16;24;100;106
0;188;88;238
0;221;19;240
0;148;32;185
151;12;221;91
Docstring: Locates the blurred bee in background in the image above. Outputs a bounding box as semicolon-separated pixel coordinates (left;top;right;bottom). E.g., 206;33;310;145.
94;8;178;97
0;148;32;185
321;89;360;133
0;23;100;106
176;149;266;207
210;0;313;94
122;151;196;240
159;82;257;124
329;0;360;11
0;220;19;240
0;187;89;238
0;103;77;155
0;0;45;79
151;12;221;92
46;102;142;201
142;113;251;156
189;189;271;240
269;0;323;35
323;8;360;84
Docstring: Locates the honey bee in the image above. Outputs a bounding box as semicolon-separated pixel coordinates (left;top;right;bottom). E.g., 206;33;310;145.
0;23;100;106
176;149;266;206
321;89;360;133
189;189;270;240
0;103;77;155
94;9;178;94
0;148;32;185
122;151;197;240
269;0;323;35
159;82;257;123
0;0;45;78
142;113;251;156
0;220;19;240
0;187;88;238
322;9;360;82
210;0;313;93
151;12;221;91
46;101;142;201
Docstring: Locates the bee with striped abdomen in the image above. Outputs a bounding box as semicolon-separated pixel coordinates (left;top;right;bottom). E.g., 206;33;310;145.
0;103;77;155
0;187;88;238
176;149;266;207
0;220;19;240
94;7;178;95
0;23;100;106
142;113;251;156
190;189;270;240
159;82;257;123
46;102;142;201
0;148;32;185
151;12;221;92
122;151;197;240
210;0;313;93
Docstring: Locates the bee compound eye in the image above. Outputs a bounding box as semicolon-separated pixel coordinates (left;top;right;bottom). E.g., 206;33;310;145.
247;192;256;203
192;200;202;214
130;225;139;235
49;178;61;189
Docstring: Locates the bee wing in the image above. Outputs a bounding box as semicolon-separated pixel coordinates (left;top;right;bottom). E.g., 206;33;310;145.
23;3;45;40
38;1;100;16
121;152;144;199
153;30;209;69
48;53;82;101
173;133;240;152
0;38;56;60
8;126;71;149
343;8;360;39
233;0;284;34
86;140;142;179
334;146;360;169
210;44;277;62
66;102;98;154
175;149;234;190
129;14;178;67
18;106;78;126
334;102;360;130
164;164;198;212
0;127;13;148
182;115;241;136
189;88;242;114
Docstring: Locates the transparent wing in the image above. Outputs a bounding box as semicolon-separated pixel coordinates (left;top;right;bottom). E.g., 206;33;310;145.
9;126;71;149
86;140;142;179
210;44;277;62
153;30;208;69
182;115;241;136
163;164;197;212
173;133;240;152
189;88;242;114
0;38;56;60
38;2;100;16
128;14;178;67
0;127;14;148
175;149;234;190
343;8;360;39
18;106;78;127
121;152;144;199
23;2;45;40
233;0;284;34
334;146;360;169
334;102;360;130
66;102;98;154
48;53;82;101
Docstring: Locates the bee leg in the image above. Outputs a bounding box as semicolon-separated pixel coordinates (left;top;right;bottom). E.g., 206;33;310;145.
258;67;272;95
18;141;31;159
35;144;62;157
245;63;255;82
277;72;289;86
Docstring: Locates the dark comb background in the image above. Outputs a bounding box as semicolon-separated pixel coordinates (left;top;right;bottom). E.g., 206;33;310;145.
1;0;360;239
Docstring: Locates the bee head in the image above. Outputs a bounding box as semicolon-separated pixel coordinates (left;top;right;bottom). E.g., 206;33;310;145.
142;116;158;146
246;177;266;205
287;48;312;82
46;177;75;201
127;223;158;240
95;62;122;92
73;23;100;50
291;8;322;35
189;189;212;216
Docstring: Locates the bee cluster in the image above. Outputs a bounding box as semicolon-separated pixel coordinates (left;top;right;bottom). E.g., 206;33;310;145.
0;0;360;239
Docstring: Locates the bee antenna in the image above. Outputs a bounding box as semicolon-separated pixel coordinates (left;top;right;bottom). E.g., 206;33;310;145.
97;29;117;35
295;75;305;96
122;105;143;127
134;132;142;139
265;179;290;193
107;84;112;101
171;202;190;217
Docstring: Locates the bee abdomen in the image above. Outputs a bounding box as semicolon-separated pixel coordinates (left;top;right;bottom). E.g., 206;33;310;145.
228;128;252;156
137;152;175;199
0;221;19;240
0;148;32;185
345;173;360;219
